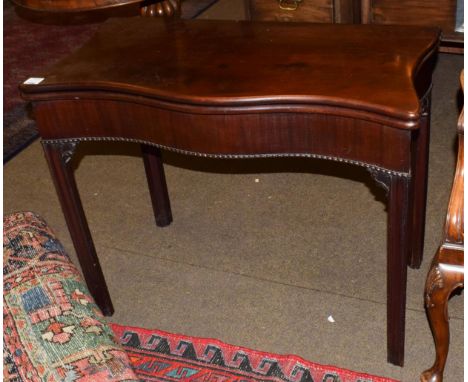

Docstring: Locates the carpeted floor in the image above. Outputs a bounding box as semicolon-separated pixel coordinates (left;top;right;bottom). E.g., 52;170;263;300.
3;0;464;381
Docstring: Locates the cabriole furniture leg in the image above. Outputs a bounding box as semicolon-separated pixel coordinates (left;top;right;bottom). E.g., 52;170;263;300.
421;248;464;382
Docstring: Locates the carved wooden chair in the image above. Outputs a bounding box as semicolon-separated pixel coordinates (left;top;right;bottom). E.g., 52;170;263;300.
421;71;464;382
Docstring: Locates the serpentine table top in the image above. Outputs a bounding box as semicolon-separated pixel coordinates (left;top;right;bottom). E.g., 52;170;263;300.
23;18;436;127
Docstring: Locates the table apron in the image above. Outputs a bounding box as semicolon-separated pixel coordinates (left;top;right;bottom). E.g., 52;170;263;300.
34;99;413;175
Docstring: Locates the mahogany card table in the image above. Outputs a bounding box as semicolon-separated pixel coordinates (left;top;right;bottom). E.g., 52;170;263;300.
20;18;440;366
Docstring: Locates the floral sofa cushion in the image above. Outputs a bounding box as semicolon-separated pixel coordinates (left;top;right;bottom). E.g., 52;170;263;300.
3;211;140;382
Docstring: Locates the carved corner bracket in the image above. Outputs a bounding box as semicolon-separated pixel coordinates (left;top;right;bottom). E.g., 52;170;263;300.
367;167;392;197
42;140;78;165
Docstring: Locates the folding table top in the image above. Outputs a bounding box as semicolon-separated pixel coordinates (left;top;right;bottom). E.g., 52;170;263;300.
21;18;440;126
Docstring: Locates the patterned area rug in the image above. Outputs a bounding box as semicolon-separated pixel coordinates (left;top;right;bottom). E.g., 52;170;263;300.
3;212;139;381
111;324;398;382
3;0;218;163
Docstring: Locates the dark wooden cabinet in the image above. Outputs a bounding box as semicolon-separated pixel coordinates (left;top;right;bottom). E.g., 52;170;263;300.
361;0;463;52
246;0;358;23
362;0;457;32
248;0;334;23
247;0;462;52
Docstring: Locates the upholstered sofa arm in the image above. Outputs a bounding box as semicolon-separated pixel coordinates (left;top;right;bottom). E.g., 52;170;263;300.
3;212;140;381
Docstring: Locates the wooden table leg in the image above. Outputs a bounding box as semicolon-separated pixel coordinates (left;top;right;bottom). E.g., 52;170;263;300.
409;99;431;269
42;140;114;316
386;174;411;366
369;169;411;366
141;144;173;227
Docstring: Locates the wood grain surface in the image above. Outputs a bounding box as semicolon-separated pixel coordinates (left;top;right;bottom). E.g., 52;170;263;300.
21;17;440;125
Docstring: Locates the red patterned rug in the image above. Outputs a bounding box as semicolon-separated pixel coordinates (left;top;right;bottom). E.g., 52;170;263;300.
111;324;398;382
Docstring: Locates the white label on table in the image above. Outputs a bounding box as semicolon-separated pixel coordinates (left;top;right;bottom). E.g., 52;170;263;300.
23;77;45;85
